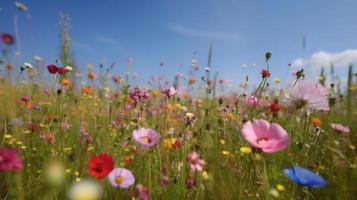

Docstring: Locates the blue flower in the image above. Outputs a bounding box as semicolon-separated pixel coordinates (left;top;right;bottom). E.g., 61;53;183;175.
283;166;327;187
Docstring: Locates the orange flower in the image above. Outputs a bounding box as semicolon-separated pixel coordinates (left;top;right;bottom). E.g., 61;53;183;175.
312;118;321;127
82;86;93;95
88;72;97;79
61;79;71;86
188;77;197;85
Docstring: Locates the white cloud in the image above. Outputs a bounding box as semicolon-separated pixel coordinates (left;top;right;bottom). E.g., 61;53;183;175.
168;24;241;40
291;49;357;68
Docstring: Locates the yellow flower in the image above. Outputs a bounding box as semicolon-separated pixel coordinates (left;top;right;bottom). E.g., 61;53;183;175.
349;145;356;150
201;171;209;180
276;184;286;192
219;139;226;145
222;150;230;156
186;112;194;119
4;134;12;139
163;138;172;149
240;146;252;154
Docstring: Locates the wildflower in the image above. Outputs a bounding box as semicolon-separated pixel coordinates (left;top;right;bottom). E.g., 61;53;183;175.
40;133;55;144
88;153;114;180
330;123;350;133
62;79;71;86
188;77;197;85
201;171;209;180
133;184;149;200
80;125;93;145
129;88;149;104
267;102;281;113
161;87;177;97
311;118;321;127
241;119;289;153
61;122;71;130
245;95;264;107
68;179;102;200
276;184;286;192
261;69;271;78
47;65;58;74
57;67;67;75
240;146;252;154
65;66;73;71
285;80;329;111
15;2;27;11
0;148;23;171
82;86;93;95
123;155;133;166
1;33;14;45
186;151;205;172
88;72;97;79
21;95;30;103
283;166;327;187
107;168;135;188
133;128;160;148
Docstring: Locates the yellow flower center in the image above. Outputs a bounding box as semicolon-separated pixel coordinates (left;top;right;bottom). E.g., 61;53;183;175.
141;136;150;143
115;176;125;184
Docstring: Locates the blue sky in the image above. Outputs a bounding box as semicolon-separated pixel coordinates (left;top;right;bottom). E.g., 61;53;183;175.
1;0;357;90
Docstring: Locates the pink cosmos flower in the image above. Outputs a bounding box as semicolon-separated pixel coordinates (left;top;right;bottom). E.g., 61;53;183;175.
133;128;160;148
133;184;149;200
245;95;264;107
285;80;329;111
0;148;23;171
186;151;205;172
241;119;289;153
331;123;350;133
108;168;135;188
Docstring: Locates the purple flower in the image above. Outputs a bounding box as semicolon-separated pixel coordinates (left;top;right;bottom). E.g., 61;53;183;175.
133;128;160;148
0;148;23;171
108;168;135;188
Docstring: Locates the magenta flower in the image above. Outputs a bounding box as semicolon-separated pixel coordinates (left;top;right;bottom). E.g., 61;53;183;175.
186;151;205;172
331;123;350;133
133;184;149;200
129;87;149;104
108;168;135;188
0;148;23;171
285;80;329;111
133;128;160;148
161;86;177;97
245;95;264;107
241;119;289;153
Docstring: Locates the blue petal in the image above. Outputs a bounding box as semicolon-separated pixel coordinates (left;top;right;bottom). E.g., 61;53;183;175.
283;168;301;184
284;166;327;187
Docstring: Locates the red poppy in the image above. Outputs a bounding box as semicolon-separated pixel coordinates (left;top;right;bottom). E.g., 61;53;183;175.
261;69;271;78
267;102;281;113
57;67;67;75
47;65;58;74
1;33;14;45
88;153;114;179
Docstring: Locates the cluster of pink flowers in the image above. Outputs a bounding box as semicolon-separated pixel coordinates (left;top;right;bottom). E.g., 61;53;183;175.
0;148;23;171
129;87;149;104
